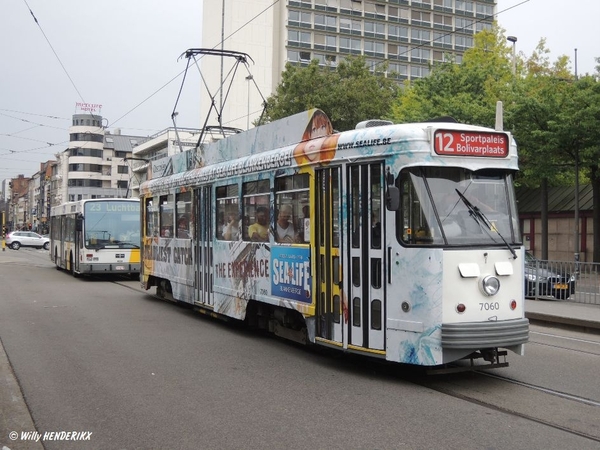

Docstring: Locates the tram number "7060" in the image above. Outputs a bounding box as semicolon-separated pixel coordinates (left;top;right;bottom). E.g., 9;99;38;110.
479;302;500;311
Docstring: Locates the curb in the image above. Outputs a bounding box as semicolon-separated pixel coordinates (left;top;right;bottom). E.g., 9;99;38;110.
525;312;600;335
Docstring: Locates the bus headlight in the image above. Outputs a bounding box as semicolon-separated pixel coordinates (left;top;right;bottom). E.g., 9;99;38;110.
481;275;500;296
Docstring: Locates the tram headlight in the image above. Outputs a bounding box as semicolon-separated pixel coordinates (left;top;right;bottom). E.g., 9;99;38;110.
481;275;500;296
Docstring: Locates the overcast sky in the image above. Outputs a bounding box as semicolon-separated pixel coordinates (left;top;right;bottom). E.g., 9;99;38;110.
1;0;598;180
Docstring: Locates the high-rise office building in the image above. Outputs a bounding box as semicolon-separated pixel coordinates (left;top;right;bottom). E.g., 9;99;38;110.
201;0;496;131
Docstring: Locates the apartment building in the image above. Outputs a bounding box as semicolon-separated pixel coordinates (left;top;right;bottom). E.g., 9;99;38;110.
50;113;149;207
201;0;496;130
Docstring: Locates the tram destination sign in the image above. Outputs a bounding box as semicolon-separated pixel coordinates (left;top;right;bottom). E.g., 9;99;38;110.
434;130;509;157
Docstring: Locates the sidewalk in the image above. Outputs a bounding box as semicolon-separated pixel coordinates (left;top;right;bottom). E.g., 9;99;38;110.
525;298;600;334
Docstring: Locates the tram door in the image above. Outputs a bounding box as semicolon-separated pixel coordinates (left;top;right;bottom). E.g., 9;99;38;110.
315;167;343;343
195;186;214;307
348;163;385;351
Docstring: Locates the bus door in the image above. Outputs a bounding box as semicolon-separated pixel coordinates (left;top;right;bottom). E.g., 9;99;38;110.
195;186;214;307
347;163;385;352
315;167;343;344
74;215;82;273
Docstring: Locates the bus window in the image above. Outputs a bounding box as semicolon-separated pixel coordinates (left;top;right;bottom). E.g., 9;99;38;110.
216;184;240;241
243;180;270;241
274;174;309;243
159;195;174;238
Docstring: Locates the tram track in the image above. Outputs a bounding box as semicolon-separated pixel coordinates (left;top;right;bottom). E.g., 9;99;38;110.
411;369;600;444
106;278;600;443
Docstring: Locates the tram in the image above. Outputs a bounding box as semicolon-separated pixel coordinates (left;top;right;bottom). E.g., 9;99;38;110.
139;109;528;369
50;198;140;277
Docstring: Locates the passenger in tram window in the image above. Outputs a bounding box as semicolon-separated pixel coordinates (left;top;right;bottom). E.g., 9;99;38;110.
248;206;269;242
177;215;191;239
222;213;240;241
275;204;296;243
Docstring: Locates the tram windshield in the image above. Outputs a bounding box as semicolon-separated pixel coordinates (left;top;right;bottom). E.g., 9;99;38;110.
398;167;521;246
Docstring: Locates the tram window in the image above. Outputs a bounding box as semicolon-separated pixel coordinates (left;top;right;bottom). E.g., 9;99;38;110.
371;258;382;289
217;184;240;241
332;170;340;248
274;173;309;243
352;257;360;287
145;198;158;237
176;192;192;239
333;295;341;324
159;195;174;238
350;166;361;248
371;165;383;249
398;170;437;245
371;300;382;330
352;297;361;327
243;180;270;241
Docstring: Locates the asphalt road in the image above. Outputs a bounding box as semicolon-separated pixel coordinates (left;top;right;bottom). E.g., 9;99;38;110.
1;247;599;450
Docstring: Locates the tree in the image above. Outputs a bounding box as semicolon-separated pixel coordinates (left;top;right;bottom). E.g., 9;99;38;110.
261;56;399;131
390;26;515;127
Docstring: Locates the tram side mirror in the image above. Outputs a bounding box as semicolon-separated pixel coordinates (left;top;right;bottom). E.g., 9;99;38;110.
386;186;400;211
75;214;84;232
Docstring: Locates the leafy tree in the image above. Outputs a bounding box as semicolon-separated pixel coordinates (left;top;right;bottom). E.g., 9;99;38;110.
390;26;515;127
261;56;399;131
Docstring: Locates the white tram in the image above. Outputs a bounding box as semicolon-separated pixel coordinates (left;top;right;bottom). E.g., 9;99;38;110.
139;109;528;369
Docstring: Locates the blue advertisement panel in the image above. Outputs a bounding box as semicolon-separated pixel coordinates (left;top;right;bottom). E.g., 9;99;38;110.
271;246;311;303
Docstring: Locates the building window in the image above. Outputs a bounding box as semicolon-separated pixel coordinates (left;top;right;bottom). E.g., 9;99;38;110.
411;28;431;42
456;1;474;13
433;32;453;47
411;10;431;25
117;180;128;189
433;13;453;28
410;65;430;79
411;48;431;62
455;35;473;48
117;166;128;174
456;17;473;32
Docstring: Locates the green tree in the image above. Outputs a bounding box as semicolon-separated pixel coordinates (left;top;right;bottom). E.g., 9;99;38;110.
261;56;399;131
390;26;515;127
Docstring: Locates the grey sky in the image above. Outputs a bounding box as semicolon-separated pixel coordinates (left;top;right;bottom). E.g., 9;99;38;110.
1;0;204;180
1;0;598;179
498;0;599;75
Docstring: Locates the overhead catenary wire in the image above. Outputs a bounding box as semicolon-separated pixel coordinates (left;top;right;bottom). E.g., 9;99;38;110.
5;0;532;169
22;0;86;104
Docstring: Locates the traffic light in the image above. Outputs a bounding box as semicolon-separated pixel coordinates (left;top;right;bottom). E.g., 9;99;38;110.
28;223;32;230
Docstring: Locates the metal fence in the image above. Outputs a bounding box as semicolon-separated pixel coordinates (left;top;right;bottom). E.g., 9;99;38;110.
525;257;600;305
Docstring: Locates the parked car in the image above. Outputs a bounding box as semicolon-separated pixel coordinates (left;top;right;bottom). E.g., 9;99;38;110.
5;231;50;250
524;251;576;300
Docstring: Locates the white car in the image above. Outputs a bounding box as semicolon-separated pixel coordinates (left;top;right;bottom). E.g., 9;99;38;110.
5;231;50;250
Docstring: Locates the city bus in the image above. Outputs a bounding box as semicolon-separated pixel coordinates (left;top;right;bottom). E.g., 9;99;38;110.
50;198;140;277
139;109;528;370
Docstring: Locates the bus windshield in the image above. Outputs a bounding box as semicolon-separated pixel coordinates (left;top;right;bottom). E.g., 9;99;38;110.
84;201;140;249
399;167;521;246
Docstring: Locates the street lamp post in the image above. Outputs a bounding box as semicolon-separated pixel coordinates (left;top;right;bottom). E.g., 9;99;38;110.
507;36;517;76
